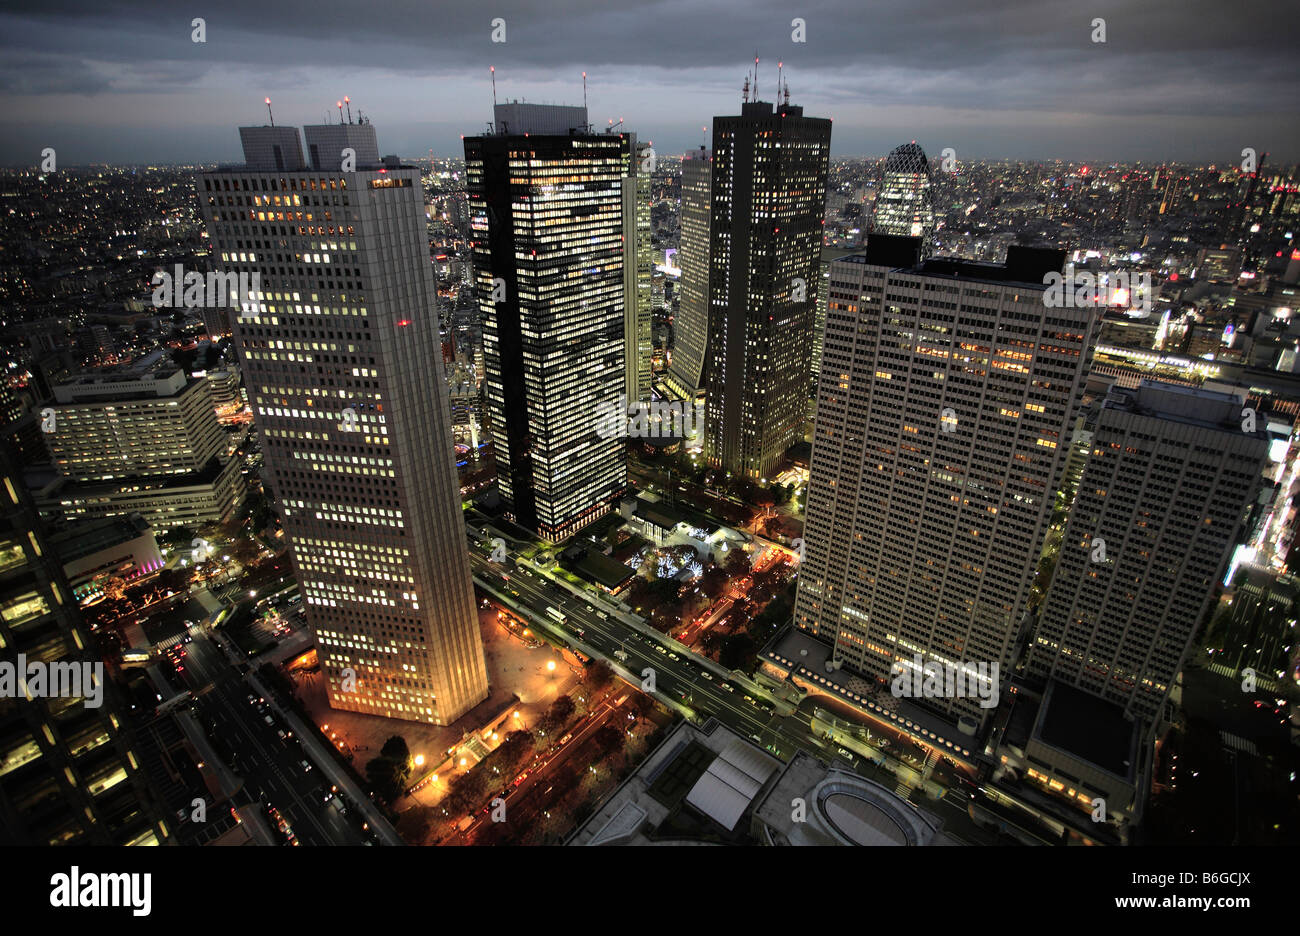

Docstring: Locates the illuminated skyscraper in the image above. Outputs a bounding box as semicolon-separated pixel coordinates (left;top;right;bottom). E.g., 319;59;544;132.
465;103;628;541
1028;382;1267;724
199;121;489;725
796;237;1096;727
873;142;935;254
623;138;653;403
705;95;831;479
664;145;711;402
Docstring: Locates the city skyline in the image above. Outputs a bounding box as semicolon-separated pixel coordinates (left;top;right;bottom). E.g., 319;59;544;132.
0;0;1295;860
0;1;1296;166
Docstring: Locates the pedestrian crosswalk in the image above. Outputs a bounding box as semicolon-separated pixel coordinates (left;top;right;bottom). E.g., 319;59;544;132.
1207;661;1278;691
893;780;912;800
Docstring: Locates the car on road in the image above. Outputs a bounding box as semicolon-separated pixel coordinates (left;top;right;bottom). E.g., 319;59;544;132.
700;671;713;681
264;715;274;726
720;683;735;693
300;759;313;773
654;645;667;655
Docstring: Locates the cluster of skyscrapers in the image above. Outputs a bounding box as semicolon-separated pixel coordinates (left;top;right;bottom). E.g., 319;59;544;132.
183;80;1270;814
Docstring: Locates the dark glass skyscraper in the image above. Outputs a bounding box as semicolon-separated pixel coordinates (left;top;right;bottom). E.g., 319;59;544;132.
465;103;628;541
704;98;831;480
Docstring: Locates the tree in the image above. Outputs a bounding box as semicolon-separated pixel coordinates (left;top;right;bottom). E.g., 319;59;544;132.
700;566;729;601
585;660;614;692
723;549;751;577
365;756;408;802
381;735;411;770
547;694;576;726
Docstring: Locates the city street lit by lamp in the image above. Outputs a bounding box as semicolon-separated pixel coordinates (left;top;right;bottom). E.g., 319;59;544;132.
414;754;425;767
547;660;556;672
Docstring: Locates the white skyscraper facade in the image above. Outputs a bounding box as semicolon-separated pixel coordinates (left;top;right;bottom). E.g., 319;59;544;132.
795;238;1097;725
1028;381;1267;723
199;122;489;725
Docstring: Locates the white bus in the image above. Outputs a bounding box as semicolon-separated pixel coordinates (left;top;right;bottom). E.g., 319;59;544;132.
546;606;566;624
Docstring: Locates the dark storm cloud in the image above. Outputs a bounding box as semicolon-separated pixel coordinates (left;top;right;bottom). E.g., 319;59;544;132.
0;0;1296;164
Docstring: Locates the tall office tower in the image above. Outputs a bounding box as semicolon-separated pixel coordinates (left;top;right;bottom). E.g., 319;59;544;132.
0;442;169;845
465;102;627;541
812;247;858;395
795;236;1097;726
198;121;488;726
664;146;712;402
1027;382;1267;725
622;138;653;403
704;98;831;479
873;142;936;254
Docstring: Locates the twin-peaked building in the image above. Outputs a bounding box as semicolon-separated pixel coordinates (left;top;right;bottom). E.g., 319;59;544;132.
199;121;488;725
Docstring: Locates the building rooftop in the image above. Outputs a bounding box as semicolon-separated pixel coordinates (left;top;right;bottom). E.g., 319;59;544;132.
1033;681;1138;780
846;235;1067;288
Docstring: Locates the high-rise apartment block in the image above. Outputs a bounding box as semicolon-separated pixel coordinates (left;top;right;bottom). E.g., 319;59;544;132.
198;120;488;725
1027;381;1267;723
795;236;1096;725
464;103;627;541
704;98;830;479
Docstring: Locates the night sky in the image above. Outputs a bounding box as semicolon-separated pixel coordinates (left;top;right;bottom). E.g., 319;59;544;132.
1;0;1296;166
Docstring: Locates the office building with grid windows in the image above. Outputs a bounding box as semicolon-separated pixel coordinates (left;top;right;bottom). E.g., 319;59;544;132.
464;103;628;542
795;236;1096;727
198;122;488;726
704;98;830;480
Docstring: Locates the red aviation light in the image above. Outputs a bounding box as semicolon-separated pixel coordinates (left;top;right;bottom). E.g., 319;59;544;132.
397;319;412;327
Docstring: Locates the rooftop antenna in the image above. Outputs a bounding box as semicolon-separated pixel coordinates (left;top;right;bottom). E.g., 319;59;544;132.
337;100;344;125
777;60;783;103
582;71;587;113
742;74;750;103
754;53;759;101
702;125;708;147
345;96;352;124
784;71;791;107
265;97;274;126
491;66;498;111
